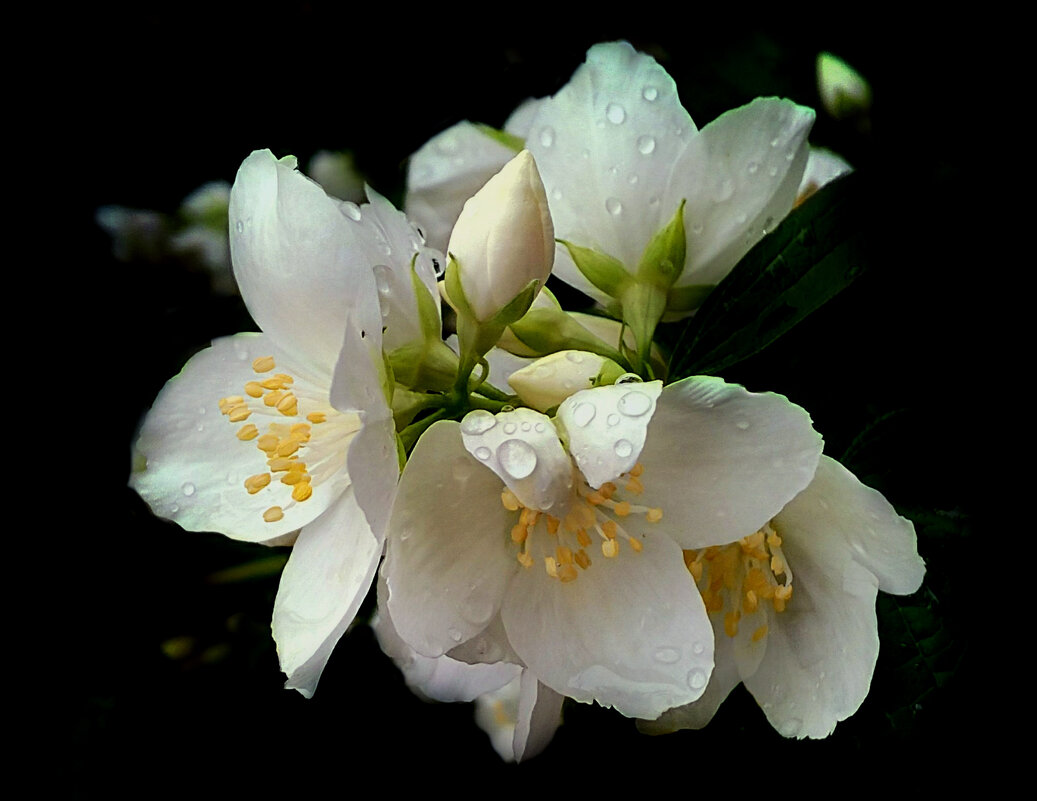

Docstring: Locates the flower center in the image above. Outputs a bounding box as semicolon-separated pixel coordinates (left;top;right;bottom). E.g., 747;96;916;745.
499;460;663;583
218;354;358;523
683;522;793;642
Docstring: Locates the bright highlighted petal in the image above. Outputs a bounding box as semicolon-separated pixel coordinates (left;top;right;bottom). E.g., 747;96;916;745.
502;529;713;720
272;486;382;698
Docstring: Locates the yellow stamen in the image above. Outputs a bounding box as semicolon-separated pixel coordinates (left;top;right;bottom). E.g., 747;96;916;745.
263;506;284;522
544;556;558;578
602;539;619;558
244;381;264;398
751;625;769;643
276;393;298;416
244;473;271;494
628;537;643;553
574;549;591;569
263;390;284;407
645;507;663;522
228;405;251;422
291;481;313;502
252;356;276;373
236;424;259;441
307;412;326;424
613;501;631;517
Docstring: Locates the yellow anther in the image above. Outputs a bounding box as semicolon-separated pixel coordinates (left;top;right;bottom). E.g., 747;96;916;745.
276;393;298;416
576;529;592;548
544;556;558;578
257;434;279;453
688;560;703;582
743;590;759;613
236;424;259;441
267;457;295;472
556;546;574;565
645;507;663;522
585;491;605;506
219;395;245;412
519;507;539;527
602;520;618;540
546;515;560;535
264;390;284;407
307;412;327;424
244;381;264;398
290;422;311;436
517;551;534;568
599;482;617;499
261;374;293;390
767;531;783;548
628;537;643;553
775;584;793;601
602;539;619;558
629;463;644;477
613;501;631;517
263;506;284;522
276;438;302;458
291;481;313;502
244;473;271;494
501;488;520;511
625;476;644;495
558;564;578;583
770;554;785;575
280;471;306;485
574;549;591;569
724;611;740;638
751;625;769;643
228;405;251;422
252;356;276;373
511;523;528;543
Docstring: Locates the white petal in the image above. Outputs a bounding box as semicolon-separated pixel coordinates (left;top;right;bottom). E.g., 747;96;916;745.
131;334;352;543
502;529;713;720
384;421;516;657
639;628;742;734
374;573;520;703
405;122;519;252
744;512;881;738
777;456;924;595
229;150;380;372
527;42;696;301
558;380;662;487
460;407;572;513
640;377;822;549
504;97;546;138
798;147;852;201
513;672;565;762
670;98;815;287
272;487;381;698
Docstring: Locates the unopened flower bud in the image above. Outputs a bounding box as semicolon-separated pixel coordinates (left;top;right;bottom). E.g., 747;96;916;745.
508;350;625;412
446;150;554;323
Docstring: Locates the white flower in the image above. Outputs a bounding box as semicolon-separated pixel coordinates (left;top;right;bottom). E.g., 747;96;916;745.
526;41;815;316
383;376;822;719
446;150;554;323
130;149;439;697
644;456;925;738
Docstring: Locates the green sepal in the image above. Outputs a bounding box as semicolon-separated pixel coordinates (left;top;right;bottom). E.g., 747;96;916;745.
559;240;631;298
411;256;444;343
475;123;525;153
636;199;687;291
386;338;459;393
508;308;626;365
593;359;628;387
619;281;669;373
444;255;474;320
488;278;540;329
666;283;715;314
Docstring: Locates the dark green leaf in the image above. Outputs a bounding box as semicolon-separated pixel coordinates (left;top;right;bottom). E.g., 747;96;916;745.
669;171;869;378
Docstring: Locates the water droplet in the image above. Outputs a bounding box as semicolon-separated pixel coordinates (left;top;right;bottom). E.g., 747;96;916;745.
653;646;681;664
451;459;475;482
534;422;546;433
635;136;655;156
616;373;643;384
572;402;596;428
539;126;555;148
642;86;658;101
497;439;537;479
614;439;633;458
785;150;796;162
521;422;531;432
607;165;619;177
747;161;760;174
713;178;735;202
648;196;660;207
341;201;362;221
618;390;652;416
605;197;623;215
628;174;639;185
181;482;196;497
448;627;463;642
768;165;779;177
606;102;626;124
503;422;517;435
551;187;562;201
607;413;620;427
475;446;491;461
770;137;781;148
687;668;708;690
235;220;244;234
581;148;590;160
566;351;584;364
461;410;496;436
196;423;205;432
692;641;705;655
170;504;179;514
736;212;748;224
692;223;704;235
735;420;750;430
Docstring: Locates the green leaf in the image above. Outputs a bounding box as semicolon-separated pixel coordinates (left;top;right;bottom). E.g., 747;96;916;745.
669;171;868;378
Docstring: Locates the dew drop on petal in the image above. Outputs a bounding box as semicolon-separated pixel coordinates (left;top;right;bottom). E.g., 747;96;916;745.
653;647;681;664
534;422;546;433
769;165;779;177
770;137;781;148
616;373;643;384
539;126;555;148
566;351;585;364
692;223;704;235
614;439;633;458
736;212;748;224
475;446;492;461
235;220;244;234
714;178;735;202
618;390;652;416
607;413;620;427
605;197;623;216
182;482;196;497
551;188;563;201
341;201;362;221
747;161;760;174
503;422;517;435
448;627;463;643
637;135;656;155
735;419;751;430
606;102;626;124
642;86;658;101
785;150;796;162
571;401;596;428
692;641;705;655
461;410;497;436
687;668;708;690
521;422;531;432
497;439;537;480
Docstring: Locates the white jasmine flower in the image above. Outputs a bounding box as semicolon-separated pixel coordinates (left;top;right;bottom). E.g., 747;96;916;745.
131;149;437;697
384;377;822;719
526;41;815;316
644;456;925;738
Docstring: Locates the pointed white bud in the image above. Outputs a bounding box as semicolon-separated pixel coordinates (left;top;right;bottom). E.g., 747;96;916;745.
447;150;554;322
508;350;625;412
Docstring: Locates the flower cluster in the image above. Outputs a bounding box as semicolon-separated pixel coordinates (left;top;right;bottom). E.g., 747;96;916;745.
130;42;923;759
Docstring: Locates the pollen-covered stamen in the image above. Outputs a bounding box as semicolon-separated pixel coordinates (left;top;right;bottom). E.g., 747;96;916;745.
218;355;358;523
497;460;663;580
683;521;793;640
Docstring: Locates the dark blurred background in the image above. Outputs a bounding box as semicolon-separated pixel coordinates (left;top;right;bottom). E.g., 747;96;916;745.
61;5;986;794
